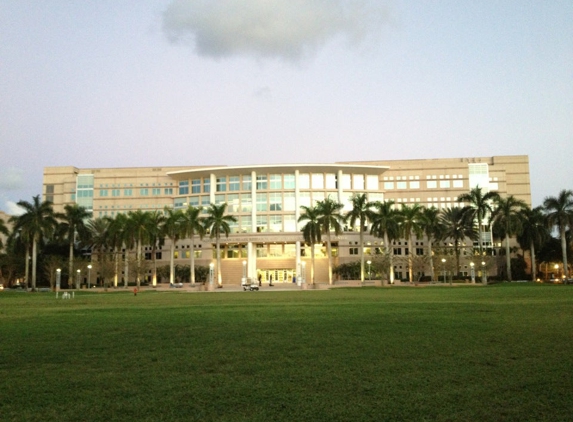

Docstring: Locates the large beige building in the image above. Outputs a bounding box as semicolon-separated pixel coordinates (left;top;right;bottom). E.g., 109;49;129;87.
43;155;531;285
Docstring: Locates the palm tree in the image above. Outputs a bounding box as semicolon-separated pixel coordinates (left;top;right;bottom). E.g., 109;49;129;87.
316;197;344;285
345;193;374;283
126;210;151;288
86;217;111;289
491;195;527;281
457;187;500;257
162;208;184;285
57;204;91;289
420;206;440;282
146;211;165;286
399;204;424;283
517;206;549;281
203;203;237;288
438;207;477;281
0;217;9;251
181;205;205;286
105;213;128;288
298;204;322;285
370;200;400;283
543;189;573;279
9;195;58;290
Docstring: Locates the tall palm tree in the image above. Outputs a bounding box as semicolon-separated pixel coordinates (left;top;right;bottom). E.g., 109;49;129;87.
162;208;184;285
420;206;441;282
457;187;500;257
399;203;424;283
86;217;111;289
203;203;237;288
345;193;374;283
370;200;400;283
57;204;91;289
126;210;151;288
146;211;165;286
517;206;549;281
438;207;477;280
491;195;527;281
298;204;322;285
9;195;58;290
105;213;128;287
543;189;573;279
181;205;205;286
316;197;344;285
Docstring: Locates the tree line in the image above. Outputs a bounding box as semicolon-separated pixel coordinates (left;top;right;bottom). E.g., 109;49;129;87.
1;188;572;289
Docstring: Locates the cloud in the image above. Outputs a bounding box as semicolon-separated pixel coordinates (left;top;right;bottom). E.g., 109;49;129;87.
0;167;25;190
4;201;24;216
162;0;388;61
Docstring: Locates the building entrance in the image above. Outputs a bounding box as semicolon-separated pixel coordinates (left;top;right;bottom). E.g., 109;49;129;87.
257;269;297;284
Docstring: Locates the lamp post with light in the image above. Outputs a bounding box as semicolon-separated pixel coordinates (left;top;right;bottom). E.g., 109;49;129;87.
367;260;372;281
76;269;81;290
209;263;214;288
470;262;475;283
441;258;446;283
56;268;61;298
242;260;247;286
87;264;92;289
481;261;487;284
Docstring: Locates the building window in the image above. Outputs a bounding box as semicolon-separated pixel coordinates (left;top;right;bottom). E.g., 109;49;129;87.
409;181;420;189
256;193;268;211
140;189;149;196
353;175;364;190
269;193;282;211
440;180;451;188
124;189;132;196
284;174;295;189
298;173;310;189
179;181;189;195
46;184;54;194
349;247;359;255
191;179;201;194
229;176;240;191
256;175;268;190
203;178;210;193
366;175;378;190
312;174;324;189
152;188;161;196
100;190;108;197
384;182;394;189
164;188;173;195
270;174;282;189
256;216;267;233
396;181;407;189
416;248;424;255
284;192;296;211
242;175;252;191
216;177;227;192
453;180;463;188
269;215;282;232
326;174;337;189
112;189;120;197
427;181;437;189
240;194;252;212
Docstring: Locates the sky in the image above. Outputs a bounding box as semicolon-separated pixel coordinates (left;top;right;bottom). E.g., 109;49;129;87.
1;0;571;214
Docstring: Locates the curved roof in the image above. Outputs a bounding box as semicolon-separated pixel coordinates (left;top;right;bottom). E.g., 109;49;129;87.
166;163;389;180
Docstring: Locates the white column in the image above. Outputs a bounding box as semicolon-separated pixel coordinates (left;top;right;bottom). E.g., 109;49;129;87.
210;173;216;203
251;170;257;233
337;169;343;204
294;169;300;227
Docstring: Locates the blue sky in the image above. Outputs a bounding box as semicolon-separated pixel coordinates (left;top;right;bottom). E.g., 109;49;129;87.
1;0;571;213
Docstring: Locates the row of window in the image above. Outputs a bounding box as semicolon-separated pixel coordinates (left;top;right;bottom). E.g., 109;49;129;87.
384;180;464;190
99;188;174;197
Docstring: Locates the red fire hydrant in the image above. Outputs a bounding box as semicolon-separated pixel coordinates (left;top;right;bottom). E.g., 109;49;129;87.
133;287;138;296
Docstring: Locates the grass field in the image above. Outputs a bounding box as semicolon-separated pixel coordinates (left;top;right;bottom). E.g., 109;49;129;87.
1;284;572;421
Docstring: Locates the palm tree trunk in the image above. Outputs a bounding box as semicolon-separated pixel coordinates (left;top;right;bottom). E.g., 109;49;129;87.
123;250;129;288
505;233;512;281
24;248;30;288
408;234;413;283
169;242;175;284
530;240;537;281
68;240;74;288
32;236;38;290
561;226;568;279
216;238;222;287
114;249;119;287
189;238;196;285
326;232;333;285
428;238;435;282
359;222;365;283
384;233;394;283
310;242;315;285
151;245;157;287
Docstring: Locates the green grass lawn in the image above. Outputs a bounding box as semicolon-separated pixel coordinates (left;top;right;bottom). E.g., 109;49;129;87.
1;284;572;421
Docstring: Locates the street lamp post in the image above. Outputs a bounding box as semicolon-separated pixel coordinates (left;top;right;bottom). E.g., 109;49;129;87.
87;264;92;289
209;263;214;288
470;262;475;283
367;260;372;281
554;264;559;281
481;261;487;284
76;269;81;290
56;268;61;298
242;260;247;285
441;258;446;283
301;261;306;284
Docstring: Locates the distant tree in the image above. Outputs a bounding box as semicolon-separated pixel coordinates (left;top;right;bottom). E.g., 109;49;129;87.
316;197;344;285
438;207;477;279
543;190;573;279
181;205;205;286
516;206;548;281
458;187;500;257
298;204;322;285
203;203;237;288
345;193;374;283
57;204;91;289
492;195;527;281
370;200;400;283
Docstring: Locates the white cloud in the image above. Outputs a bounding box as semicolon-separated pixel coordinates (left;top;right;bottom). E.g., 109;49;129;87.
163;0;388;61
0;167;25;190
4;201;24;216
